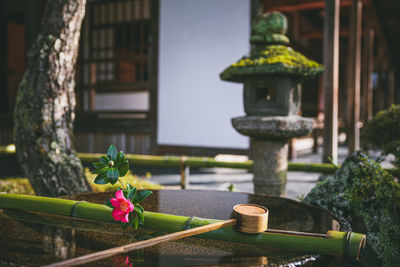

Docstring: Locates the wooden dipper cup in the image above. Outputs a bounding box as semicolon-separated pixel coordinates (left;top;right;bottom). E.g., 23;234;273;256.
233;204;269;233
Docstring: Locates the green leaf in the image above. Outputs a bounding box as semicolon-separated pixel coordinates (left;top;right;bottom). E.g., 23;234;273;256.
115;151;124;168
91;166;108;175
105;199;114;209
128;213;135;226
93;162;106;169
134;190;152;204
135;204;144;213
94;173;108;184
133;214;139;230
100;156;109;164
107;168;119;182
128;187;137;200
107;145;117;161
118;160;129;177
126;183;132;191
135;207;144;225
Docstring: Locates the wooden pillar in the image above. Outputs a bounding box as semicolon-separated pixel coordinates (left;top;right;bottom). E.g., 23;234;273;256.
388;69;395;107
396;70;400;104
376;67;385;113
179;157;190;189
291;11;300;42
361;20;374;122
89;63;96;111
345;0;362;153
322;0;340;164
375;45;386;113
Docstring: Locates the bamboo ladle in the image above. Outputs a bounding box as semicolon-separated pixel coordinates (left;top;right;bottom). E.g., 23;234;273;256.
44;204;270;267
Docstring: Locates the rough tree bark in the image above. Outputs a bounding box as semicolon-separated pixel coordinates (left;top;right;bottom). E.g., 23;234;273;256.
14;0;92;196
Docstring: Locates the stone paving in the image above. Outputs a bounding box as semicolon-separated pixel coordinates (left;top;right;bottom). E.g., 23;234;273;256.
141;145;394;200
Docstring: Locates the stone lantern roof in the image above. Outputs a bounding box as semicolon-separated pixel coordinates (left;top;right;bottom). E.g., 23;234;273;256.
220;12;324;83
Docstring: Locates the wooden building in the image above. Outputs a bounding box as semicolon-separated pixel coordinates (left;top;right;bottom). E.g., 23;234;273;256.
1;0;399;158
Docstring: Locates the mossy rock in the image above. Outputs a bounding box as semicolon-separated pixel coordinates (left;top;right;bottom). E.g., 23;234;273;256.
252;11;287;35
303;152;400;267
251;12;289;45
220;12;323;83
220;45;324;83
361;105;400;174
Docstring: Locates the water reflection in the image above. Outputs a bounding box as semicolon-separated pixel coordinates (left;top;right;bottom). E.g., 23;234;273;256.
43;227;76;260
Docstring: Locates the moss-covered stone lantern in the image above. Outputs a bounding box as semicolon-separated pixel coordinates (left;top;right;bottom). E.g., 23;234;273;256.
220;12;323;196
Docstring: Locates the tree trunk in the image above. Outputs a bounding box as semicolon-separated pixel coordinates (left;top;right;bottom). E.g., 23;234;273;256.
14;0;92;196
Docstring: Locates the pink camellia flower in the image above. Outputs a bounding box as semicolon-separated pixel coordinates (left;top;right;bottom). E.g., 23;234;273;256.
110;190;134;223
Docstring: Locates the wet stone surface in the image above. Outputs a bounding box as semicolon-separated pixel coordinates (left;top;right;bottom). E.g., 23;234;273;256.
0;190;341;266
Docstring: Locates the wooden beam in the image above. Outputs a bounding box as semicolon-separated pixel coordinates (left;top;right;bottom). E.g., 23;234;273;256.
345;0;362;153
322;0;340;164
303;29;350;40
264;0;351;12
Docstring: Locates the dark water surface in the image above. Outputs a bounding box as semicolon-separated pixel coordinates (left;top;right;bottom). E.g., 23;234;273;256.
0;190;343;266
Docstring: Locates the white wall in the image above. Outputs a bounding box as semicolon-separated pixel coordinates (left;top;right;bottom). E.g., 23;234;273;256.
158;0;250;149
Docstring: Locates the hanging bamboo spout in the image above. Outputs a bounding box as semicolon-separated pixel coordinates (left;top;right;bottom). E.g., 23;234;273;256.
0;193;366;263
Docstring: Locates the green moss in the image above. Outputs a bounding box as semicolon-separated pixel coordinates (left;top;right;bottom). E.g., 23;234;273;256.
250;11;289;45
303;152;400;267
252;11;287;35
0;178;35;195
220;45;323;82
0;168;162;195
220;12;323;83
86;168;163;192
361;105;400;173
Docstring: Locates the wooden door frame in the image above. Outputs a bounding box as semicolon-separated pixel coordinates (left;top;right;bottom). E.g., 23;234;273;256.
149;0;159;154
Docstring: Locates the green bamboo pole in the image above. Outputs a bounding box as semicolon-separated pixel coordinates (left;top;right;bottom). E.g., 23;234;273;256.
78;152;338;173
0;144;396;174
0;193;365;260
0;145;340;174
287;162;339;174
78;153;254;170
0;144;16;154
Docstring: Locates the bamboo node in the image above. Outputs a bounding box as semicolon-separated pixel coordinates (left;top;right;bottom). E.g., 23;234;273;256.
183;216;195;230
70;200;87;217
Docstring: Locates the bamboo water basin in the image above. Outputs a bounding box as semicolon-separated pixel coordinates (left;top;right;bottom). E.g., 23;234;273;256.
0;190;350;266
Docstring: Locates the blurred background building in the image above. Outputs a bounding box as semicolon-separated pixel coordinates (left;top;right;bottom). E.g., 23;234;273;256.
1;0;399;159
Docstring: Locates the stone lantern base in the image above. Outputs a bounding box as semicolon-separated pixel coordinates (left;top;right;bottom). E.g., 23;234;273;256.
232;116;314;196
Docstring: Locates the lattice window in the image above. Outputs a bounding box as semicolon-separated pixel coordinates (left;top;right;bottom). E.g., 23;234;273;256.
76;0;152;114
